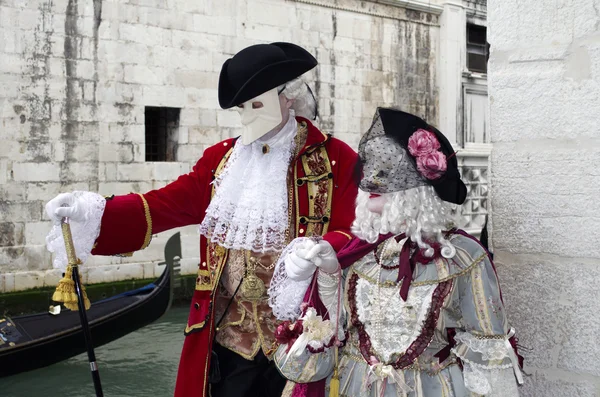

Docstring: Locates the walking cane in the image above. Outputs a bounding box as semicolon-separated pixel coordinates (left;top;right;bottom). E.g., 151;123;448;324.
52;218;104;397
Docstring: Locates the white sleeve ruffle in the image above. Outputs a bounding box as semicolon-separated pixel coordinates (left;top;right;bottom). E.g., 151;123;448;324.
452;331;522;396
46;191;106;270
268;237;312;321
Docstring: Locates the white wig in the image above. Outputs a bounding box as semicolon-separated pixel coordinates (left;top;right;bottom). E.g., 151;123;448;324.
278;77;318;120
352;186;460;258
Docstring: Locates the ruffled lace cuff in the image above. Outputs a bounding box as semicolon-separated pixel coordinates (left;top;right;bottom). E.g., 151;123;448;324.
452;330;523;395
46;191;106;270
268;238;312;321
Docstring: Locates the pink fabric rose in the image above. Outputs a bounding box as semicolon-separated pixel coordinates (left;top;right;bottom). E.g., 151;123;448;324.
417;151;447;180
407;129;441;157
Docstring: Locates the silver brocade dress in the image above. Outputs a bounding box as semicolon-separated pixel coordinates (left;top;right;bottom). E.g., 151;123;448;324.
274;234;521;397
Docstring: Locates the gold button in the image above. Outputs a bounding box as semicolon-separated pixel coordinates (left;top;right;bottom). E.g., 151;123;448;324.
299;228;305;234
332;160;336;166
224;142;228;146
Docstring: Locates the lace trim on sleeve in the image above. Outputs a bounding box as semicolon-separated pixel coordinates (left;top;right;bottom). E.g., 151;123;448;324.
268;237;312;321
453;330;523;394
454;331;512;361
46;191;106;270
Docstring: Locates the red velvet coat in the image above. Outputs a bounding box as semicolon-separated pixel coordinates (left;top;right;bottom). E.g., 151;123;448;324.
91;118;358;396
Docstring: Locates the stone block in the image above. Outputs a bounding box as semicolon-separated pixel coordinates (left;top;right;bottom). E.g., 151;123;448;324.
152;162;183;181
17;8;40;31
117;163;154;181
178;126;189;144
123;64;163;85
488;0;599;51
247;1;294;27
43;268;63;288
188;127;220;145
176;144;204;163
61;162;100;182
13;271;43;291
179;109;200;127
98;40;149;65
172;31;220;52
12;162;60;182
99;143;134;163
518;371;597;397
101;163;118;181
191;15;236;36
170;70;219;90
245;23;290;42
184;88;219;109
3;272;15;292
142;85;187;107
143;262;156;279
491;144;600;258
216;110;240;128
0;244;51;272
179;257;199;276
119;23;164;46
86;265;114;284
496;258;573;371
0;183;27;201
0;53;25;74
24;221;50;246
199;109;217;127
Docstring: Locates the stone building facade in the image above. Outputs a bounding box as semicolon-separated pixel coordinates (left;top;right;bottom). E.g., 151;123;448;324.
488;0;600;395
0;0;486;292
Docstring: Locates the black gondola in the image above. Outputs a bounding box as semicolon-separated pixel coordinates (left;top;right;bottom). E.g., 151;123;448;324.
0;232;180;378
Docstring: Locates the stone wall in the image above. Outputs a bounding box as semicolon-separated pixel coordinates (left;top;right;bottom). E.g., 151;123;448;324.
488;0;600;395
0;0;440;292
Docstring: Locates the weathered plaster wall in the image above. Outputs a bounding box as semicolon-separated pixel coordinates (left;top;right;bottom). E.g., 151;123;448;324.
488;0;600;394
0;0;439;292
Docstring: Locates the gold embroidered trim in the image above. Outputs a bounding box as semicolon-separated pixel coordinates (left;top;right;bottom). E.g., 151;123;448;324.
136;193;152;250
471;333;507;340
185;320;208;334
216;306;246;331
334;230;352;240
472;263;493;334
353;253;487;287
300;144;333;237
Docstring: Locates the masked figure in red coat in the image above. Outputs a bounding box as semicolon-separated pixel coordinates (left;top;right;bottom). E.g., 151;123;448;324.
45;43;359;397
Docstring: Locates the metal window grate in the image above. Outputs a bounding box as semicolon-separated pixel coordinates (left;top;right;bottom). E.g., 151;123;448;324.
145;107;180;162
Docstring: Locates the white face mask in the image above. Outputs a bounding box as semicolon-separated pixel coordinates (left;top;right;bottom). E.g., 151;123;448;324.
236;88;283;145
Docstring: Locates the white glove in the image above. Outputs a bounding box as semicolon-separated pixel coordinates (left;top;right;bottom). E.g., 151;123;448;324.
302;240;339;274
285;239;318;281
45;192;88;225
285;240;339;281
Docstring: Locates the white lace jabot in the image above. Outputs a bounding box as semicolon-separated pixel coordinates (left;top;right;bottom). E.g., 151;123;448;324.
199;111;298;253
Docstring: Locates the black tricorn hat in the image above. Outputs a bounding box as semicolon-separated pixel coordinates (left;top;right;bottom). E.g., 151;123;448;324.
378;107;467;205
218;42;318;109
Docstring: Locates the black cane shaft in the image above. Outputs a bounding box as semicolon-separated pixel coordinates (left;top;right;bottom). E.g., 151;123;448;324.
72;265;104;397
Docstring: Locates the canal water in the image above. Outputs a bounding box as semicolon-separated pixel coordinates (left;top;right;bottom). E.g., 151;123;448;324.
1;306;189;396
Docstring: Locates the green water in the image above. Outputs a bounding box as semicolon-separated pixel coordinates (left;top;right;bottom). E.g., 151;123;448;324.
1;306;189;397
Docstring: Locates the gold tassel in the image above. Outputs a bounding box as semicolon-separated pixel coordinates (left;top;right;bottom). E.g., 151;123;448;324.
329;347;340;397
52;221;92;311
52;263;91;311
